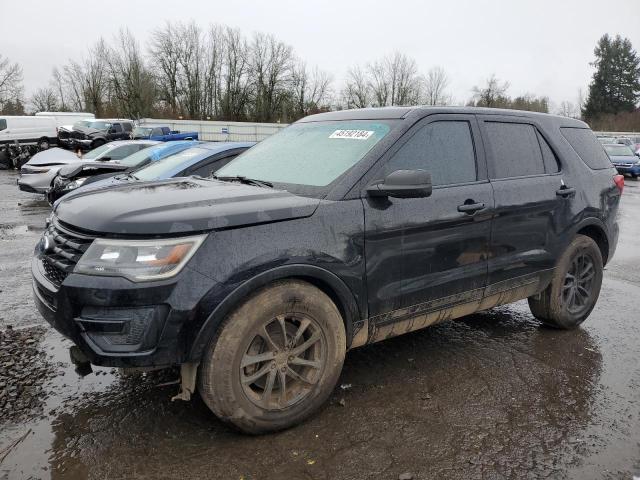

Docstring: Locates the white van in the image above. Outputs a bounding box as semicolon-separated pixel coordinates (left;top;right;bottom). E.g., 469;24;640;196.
35;111;95;128
0;116;58;150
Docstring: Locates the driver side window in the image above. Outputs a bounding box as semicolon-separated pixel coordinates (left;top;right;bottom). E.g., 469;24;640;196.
382;121;477;186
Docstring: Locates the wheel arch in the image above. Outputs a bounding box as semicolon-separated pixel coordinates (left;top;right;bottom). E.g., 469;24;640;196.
188;264;362;362
575;219;610;265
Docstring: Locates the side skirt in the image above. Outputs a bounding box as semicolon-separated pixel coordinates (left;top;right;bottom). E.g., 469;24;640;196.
350;270;552;348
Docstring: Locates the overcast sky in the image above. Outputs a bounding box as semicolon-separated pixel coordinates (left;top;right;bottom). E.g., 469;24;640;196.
2;0;639;111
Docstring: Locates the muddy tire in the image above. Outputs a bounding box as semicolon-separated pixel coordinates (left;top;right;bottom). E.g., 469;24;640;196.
198;280;346;434
528;235;603;329
37;137;50;150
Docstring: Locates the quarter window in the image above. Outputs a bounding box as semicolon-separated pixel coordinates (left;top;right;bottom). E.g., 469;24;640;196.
537;131;560;173
122;122;133;132
485;122;545;179
382;121;477;186
561;127;613;170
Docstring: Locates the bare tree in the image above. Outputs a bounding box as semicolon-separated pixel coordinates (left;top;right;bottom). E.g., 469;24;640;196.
0;54;23;112
342;65;371;108
471;75;510;107
220;26;251;120
367;52;423;107
104;29;155;119
250;32;294;122
29;87;59;112
424;66;451;106
291;61;332;118
558;100;578;118
149;21;183;115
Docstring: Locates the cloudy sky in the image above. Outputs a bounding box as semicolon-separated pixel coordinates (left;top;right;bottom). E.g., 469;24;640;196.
2;0;639;111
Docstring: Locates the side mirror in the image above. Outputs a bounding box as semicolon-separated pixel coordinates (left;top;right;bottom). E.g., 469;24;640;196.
366;169;433;199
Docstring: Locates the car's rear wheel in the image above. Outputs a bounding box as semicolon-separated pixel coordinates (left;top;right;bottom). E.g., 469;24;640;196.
198;280;346;434
528;234;603;329
91;139;105;149
37;137;50;150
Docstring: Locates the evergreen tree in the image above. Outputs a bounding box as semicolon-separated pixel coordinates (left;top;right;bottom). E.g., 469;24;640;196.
583;34;640;121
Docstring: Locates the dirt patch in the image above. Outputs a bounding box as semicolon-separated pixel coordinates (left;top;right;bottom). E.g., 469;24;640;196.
0;326;59;426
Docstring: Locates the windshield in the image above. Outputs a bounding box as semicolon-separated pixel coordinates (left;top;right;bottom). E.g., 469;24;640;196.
73;120;92;129
216;120;394;193
604;144;634;156
135;147;210;180
133;127;152;137
83;143;113;160
86;121;112;131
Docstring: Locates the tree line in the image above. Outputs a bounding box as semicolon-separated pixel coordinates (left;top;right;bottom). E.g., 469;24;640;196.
0;25;638;129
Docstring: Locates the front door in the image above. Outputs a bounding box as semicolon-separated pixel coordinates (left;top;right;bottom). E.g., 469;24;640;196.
362;114;494;342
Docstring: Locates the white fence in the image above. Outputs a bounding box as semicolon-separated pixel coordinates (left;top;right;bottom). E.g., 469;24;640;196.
139;118;288;142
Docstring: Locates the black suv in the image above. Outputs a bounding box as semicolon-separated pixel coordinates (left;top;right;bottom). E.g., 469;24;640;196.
32;107;622;433
58;119;134;150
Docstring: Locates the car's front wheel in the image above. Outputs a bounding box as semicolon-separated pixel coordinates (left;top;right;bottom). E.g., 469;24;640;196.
198;280;346;434
528;234;603;329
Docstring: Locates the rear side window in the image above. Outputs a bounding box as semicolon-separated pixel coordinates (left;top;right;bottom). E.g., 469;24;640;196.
0;119;6;131
485;122;545;178
122;122;133;132
111;144;144;160
561;127;613;170
382;121;477;186
537;132;560;174
112;123;123;133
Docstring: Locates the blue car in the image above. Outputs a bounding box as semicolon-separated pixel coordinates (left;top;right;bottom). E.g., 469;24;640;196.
56;142;255;204
48;140;201;203
603;143;640;179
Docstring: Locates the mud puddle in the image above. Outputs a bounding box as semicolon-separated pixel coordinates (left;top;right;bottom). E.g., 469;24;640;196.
1;291;638;479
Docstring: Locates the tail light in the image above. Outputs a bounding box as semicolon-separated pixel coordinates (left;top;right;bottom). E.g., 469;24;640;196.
613;174;624;194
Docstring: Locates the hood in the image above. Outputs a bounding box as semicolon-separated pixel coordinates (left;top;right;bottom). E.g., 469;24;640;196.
609;154;638;163
26;147;81;166
59;161;128;178
74;126;103;136
54;177;321;235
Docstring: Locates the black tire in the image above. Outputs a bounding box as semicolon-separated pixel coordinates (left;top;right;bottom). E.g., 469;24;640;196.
0;150;9;170
198;280;346;434
91;139;106;149
37;137;50;150
528;235;603;329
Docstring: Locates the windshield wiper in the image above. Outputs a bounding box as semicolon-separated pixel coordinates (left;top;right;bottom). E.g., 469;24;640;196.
213;175;273;188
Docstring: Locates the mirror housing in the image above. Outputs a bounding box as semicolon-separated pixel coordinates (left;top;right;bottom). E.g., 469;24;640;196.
367;169;433;199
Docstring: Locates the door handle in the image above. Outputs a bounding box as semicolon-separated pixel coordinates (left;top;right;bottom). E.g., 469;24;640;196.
556;187;576;197
457;202;485;213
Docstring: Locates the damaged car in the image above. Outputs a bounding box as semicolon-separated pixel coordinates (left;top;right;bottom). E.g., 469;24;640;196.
32;107;621;434
49;141;254;204
19;140;157;195
58;119;134;151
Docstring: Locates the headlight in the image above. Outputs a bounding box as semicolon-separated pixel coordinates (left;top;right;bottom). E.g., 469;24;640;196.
64;177;88;190
74;234;206;281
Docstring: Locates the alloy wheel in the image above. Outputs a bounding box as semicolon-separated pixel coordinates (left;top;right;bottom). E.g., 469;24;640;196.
240;314;326;411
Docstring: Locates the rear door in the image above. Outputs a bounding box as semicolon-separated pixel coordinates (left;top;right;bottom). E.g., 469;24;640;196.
478;115;568;290
362;114;493;328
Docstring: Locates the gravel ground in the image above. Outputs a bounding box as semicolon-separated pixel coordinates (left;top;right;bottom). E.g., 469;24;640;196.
0;170;639;479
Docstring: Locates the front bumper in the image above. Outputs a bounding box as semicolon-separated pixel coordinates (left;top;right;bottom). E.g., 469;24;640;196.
613;164;640;175
31;253;216;368
17;169;59;194
59;138;93;150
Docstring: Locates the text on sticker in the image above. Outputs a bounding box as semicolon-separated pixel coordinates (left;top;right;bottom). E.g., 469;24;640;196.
329;130;374;140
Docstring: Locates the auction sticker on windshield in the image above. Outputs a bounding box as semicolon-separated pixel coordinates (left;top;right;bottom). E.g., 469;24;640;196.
329;130;374;140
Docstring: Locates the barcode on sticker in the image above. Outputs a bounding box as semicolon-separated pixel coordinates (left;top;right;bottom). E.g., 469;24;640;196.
329;130;374;140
